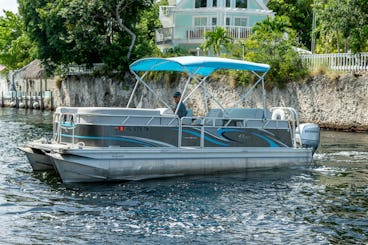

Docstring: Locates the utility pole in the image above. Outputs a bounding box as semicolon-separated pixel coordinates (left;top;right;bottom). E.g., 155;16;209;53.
311;0;316;53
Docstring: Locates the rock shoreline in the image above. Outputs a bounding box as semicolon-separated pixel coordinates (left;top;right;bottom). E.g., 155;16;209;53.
52;72;368;131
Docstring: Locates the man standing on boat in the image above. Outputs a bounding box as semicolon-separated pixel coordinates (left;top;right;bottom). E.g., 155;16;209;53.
173;91;187;118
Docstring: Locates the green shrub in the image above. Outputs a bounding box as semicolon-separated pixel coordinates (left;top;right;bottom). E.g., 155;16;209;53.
238;16;309;89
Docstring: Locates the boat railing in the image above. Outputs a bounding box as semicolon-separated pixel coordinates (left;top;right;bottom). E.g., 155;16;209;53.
56;111;273;128
53;110;298;147
270;107;300;148
54;111;181;127
54;112;78;145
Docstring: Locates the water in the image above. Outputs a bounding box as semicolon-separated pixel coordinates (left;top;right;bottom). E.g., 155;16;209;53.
0;108;367;244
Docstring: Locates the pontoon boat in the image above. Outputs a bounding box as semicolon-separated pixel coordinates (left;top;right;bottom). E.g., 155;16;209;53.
19;56;320;183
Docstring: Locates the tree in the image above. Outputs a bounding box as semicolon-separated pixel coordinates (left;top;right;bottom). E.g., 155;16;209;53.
349;0;368;53
267;0;314;50
315;0;348;52
243;16;307;87
130;0;162;59
314;0;368;53
0;11;36;69
252;15;290;34
201;27;233;56
18;0;156;71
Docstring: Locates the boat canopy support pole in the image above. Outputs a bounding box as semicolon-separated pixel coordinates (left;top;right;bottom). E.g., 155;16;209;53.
181;75;212;114
175;75;192;115
182;75;207;104
233;71;267;109
186;69;227;113
200;84;227;112
129;70;172;109
202;80;209;114
127;71;147;108
259;72;267;113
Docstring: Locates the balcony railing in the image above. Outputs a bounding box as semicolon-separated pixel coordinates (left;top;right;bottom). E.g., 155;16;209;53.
64;63;105;75
155;27;174;44
156;26;253;45
159;6;175;18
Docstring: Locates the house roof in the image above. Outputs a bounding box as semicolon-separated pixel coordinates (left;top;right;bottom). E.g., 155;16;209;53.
255;0;269;10
21;59;47;79
130;56;270;76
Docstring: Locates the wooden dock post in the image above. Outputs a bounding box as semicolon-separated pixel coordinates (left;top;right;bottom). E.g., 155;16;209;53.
50;91;54;110
15;94;19;108
29;92;33;110
25;93;28;109
40;91;44;110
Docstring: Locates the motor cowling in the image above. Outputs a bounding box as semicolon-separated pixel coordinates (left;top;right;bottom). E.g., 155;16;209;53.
297;123;320;154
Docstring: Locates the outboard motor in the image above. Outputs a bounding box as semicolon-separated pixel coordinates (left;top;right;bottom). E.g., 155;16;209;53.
296;123;320;154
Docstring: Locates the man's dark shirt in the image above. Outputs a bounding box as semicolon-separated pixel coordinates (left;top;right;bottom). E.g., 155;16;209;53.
175;102;187;118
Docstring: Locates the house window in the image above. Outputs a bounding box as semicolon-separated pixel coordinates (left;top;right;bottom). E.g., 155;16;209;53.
194;17;207;26
226;0;231;7
225;17;231;26
212;0;217;7
235;17;247;26
211;17;217;25
236;0;247;8
195;0;207;8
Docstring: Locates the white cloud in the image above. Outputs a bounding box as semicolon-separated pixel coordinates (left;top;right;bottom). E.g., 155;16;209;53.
0;0;19;16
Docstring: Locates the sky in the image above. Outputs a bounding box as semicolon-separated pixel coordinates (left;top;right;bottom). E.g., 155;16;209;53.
0;0;18;16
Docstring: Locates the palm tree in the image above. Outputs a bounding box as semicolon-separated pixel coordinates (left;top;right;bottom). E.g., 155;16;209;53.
252;16;290;35
201;27;232;56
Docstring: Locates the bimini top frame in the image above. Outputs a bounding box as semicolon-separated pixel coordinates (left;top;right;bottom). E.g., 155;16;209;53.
128;56;270;114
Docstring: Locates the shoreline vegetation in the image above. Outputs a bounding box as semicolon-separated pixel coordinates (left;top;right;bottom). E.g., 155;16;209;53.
1;1;367;131
1;65;367;132
2;0;367;85
47;70;368;132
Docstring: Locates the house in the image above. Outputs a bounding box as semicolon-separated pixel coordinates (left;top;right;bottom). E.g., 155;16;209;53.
0;65;9;96
5;60;54;98
155;0;274;52
19;59;54;97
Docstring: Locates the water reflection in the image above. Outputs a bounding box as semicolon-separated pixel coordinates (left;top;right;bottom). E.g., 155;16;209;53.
0;108;367;244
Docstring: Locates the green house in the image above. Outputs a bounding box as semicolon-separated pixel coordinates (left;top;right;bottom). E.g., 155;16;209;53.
156;0;274;52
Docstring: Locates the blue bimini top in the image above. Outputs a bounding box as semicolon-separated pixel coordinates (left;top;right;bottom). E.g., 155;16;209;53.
129;56;270;77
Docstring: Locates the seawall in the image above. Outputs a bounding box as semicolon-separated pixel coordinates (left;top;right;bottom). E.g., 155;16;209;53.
52;73;368;131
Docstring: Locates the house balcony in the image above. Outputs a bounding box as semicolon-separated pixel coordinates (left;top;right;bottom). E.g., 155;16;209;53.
159;6;175;27
155;25;253;47
159;6;175;18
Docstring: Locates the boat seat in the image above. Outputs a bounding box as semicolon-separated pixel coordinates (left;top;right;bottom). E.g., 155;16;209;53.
264;120;290;129
156;107;173;115
223;108;271;127
75;107;162;125
224;108;271;119
181;109;193;125
204;109;224;126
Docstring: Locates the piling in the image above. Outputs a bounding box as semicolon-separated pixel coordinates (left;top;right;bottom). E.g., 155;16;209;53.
0;90;54;111
40;92;44;111
24;93;28;109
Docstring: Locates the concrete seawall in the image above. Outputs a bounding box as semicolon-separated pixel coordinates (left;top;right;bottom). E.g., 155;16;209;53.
269;73;368;131
52;73;368;131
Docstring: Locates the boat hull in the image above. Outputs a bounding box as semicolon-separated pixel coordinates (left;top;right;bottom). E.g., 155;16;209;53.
18;147;54;171
49;147;314;183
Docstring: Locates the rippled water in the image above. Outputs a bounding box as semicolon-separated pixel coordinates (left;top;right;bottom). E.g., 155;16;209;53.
0;108;367;244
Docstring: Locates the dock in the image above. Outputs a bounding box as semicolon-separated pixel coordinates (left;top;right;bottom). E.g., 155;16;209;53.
0;91;54;110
